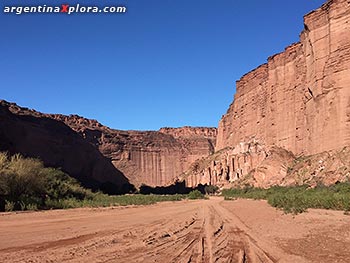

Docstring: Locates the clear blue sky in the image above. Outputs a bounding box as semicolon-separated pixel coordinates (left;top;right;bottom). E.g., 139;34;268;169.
1;0;325;130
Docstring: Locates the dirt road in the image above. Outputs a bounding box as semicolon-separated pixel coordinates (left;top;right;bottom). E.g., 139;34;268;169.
1;197;349;262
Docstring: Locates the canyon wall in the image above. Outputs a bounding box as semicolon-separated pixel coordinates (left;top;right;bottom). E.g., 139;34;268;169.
185;0;350;188
0;101;133;194
87;126;216;187
217;0;350;156
1;101;216;187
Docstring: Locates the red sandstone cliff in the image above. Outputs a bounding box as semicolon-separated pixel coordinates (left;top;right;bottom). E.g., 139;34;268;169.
1;101;216;187
217;0;350;156
96;127;216;187
185;0;350;188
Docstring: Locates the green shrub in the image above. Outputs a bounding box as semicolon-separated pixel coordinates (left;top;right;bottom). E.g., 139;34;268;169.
188;190;204;200
0;152;99;211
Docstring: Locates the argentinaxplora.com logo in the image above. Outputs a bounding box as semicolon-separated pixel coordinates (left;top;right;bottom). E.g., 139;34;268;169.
3;4;127;15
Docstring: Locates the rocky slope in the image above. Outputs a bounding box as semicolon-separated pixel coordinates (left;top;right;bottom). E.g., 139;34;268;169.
1;100;216;187
182;141;295;188
0;101;133;194
282;146;350;186
184;0;350;188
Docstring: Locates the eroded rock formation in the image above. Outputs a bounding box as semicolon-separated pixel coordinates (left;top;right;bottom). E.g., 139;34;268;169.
1;100;216;187
182;141;295;188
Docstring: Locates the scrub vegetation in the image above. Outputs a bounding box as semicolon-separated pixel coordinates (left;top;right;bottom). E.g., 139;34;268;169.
0;152;203;212
222;184;350;214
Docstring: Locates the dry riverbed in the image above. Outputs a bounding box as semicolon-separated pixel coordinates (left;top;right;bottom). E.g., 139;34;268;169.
0;197;349;262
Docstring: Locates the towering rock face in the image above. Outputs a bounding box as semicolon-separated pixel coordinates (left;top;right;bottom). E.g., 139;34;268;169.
217;0;350;156
1;101;216;187
184;0;350;188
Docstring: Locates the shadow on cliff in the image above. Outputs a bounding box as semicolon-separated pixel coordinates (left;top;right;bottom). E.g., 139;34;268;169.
0;105;135;195
139;181;206;195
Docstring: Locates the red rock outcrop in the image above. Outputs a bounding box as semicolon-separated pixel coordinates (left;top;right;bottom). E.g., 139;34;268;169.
217;0;350;156
182;141;295;188
1;101;216;187
159;127;217;140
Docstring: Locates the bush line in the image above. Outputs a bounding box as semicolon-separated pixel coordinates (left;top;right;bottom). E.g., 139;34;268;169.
0;152;205;212
222;184;350;214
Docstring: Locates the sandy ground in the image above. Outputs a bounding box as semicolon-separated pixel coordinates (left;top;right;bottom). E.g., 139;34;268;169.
0;197;349;263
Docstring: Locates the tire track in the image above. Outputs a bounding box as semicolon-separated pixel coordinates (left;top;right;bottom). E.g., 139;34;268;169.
0;199;314;262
